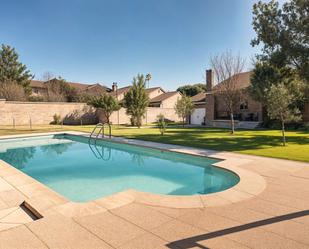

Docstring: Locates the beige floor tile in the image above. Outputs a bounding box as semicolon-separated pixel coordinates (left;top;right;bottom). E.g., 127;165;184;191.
263;220;309;246
52;201;106;218
239;198;299;216
25;193;68;212
27;214;111;249
0;207;33;224
258;191;309;210
227;227;308;249
95;191;135;210
0;207;18;219
148;205;196;218
151;219;204;242
3;173;34;187
119;232;168;249
0;178;14;192
0;167;20;177
0;225;48;249
206;203;270;223
0;198;8;210
0;222;22;232
200;194;232;207
217;189;254;203
178;209;240;232
0;189;26;207
196;236;250;249
111;203;172;230
292;168;309;179
75;211;145;248
17;182;50;198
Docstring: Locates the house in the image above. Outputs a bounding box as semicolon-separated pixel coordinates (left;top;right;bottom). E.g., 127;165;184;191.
194;69;309;128
109;83;165;102
190;70;263;127
30;79;110;99
148;91;181;108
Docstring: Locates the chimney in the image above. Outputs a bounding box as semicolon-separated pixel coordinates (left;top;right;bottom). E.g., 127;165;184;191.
206;69;213;92
112;82;118;92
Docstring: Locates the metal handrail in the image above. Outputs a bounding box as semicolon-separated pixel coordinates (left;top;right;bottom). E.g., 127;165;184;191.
89;123;112;143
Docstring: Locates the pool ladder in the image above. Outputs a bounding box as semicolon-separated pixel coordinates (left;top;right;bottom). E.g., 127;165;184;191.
89;123;111;143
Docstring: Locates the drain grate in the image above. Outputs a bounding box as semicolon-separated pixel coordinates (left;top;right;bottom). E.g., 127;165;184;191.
20;201;43;220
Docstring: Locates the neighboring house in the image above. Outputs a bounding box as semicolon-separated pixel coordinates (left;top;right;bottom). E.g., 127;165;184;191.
109;83;165;102
197;70;263;128
198;69;308;128
149;91;181;108
30;79;110;99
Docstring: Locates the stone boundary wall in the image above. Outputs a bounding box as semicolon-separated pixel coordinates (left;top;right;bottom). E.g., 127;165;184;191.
0;100;97;125
97;107;181;125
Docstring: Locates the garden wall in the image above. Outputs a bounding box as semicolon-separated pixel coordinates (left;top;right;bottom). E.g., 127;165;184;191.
0;99;97;125
97;107;181;125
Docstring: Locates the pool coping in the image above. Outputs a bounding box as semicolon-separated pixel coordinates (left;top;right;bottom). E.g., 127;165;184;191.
0;131;266;219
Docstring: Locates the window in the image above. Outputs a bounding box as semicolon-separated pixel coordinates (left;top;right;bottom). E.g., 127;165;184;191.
240;101;248;110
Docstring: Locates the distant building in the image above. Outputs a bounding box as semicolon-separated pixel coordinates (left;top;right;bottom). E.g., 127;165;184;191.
30;79;110;99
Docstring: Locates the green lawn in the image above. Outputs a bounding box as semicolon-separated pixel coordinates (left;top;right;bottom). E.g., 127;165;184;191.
0;125;308;162
68;125;309;162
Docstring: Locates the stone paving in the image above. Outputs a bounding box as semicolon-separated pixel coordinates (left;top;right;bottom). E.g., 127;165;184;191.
0;132;308;248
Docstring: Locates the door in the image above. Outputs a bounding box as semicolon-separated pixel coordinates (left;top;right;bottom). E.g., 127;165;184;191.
191;108;205;125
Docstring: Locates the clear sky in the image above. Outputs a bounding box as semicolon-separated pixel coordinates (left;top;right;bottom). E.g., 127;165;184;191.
1;0;261;90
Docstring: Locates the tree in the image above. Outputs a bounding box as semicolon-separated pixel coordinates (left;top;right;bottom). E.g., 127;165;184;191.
45;77;80;102
211;51;245;134
0;44;33;96
156;114;167;135
266;83;301;146
88;93;120;125
174;95;194;127
145;73;152;88
251;0;309;83
123;74;149;127
177;83;206;97
249;61;306;121
0;80;27;101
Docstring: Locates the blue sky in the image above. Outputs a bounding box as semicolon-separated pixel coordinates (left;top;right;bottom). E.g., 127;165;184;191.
1;0;261;90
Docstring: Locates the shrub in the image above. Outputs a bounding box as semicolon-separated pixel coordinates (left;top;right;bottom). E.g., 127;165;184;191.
52;114;62;125
157;114;167;136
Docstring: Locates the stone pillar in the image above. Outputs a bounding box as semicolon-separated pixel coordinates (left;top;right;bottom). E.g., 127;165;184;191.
205;70;215;126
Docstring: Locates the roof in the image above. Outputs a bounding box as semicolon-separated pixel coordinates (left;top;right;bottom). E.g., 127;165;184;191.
30;79;110;92
149;91;179;103
30;80;45;88
110;86;164;97
213;71;252;91
109;86;131;97
191;92;206;102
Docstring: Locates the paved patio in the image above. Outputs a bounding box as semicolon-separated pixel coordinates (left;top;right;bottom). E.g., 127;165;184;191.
0;132;308;248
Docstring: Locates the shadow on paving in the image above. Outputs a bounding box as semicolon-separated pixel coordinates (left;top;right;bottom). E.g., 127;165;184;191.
166;210;309;249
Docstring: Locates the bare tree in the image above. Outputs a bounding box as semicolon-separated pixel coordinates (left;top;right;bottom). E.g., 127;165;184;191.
211;51;245;134
42;71;55;82
0;80;27;101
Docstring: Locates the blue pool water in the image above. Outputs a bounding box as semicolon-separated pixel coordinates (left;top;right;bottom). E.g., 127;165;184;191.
0;135;239;202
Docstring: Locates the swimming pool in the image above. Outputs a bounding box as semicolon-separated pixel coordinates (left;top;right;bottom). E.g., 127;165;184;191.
0;134;239;202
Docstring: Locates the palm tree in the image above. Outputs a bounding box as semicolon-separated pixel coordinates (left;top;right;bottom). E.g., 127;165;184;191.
145;73;152;88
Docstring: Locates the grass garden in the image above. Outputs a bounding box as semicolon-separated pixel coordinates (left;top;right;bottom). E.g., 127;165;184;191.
0;125;308;162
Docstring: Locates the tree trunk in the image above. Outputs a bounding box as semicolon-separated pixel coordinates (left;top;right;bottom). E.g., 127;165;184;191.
281;120;286;146
182;117;185;128
230;112;235;134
